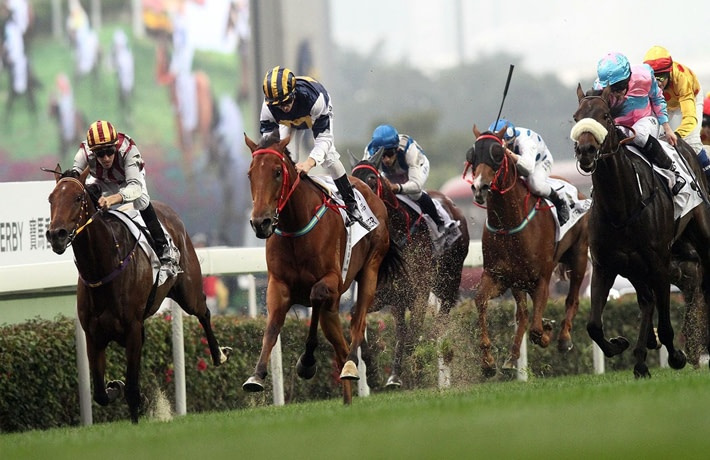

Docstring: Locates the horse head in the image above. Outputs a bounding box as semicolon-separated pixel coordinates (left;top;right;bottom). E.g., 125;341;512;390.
352;147;391;199
571;83;617;173
244;130;294;238
466;123;511;205
46;166;93;254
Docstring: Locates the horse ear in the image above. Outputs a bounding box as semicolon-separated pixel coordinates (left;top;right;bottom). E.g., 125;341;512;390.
279;135;291;151
495;126;506;140
79;167;90;185
53;164;62;183
244;132;257;152
576;83;585;102
600;85;612;104
370;147;385;168
473;124;481;138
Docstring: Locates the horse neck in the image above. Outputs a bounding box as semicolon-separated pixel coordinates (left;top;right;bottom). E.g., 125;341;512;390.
591;145;641;216
72;205;124;272
487;178;532;228
278;171;325;232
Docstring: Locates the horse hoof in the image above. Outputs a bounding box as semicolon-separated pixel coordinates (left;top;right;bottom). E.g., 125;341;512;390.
218;347;232;365
296;355;317;380
107;380;125;402
668;350;687;370
242;376;265;392
529;329;548;348
385;375;402;388
502;357;518;371
481;365;497;379
609;336;630;354
557;339;574;353
633;365;651;379
339;360;359;380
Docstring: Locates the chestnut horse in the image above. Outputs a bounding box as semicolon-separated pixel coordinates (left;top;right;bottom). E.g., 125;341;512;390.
465;125;590;377
155;37;213;178
572;84;710;376
243;130;403;404
45;167;231;422
352;151;469;388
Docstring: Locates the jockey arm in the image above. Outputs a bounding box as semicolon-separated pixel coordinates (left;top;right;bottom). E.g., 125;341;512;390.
397;142;428;195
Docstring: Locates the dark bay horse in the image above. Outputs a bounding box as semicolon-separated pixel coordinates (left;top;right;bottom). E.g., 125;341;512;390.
465;124;590;376
572;83;710;376
45;167;231;422
352;152;469;388
243;130;402;404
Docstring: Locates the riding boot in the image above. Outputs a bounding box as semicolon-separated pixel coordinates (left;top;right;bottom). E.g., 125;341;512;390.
416;192;447;233
698;148;710;183
140;203;172;265
642;136;673;169
334;174;367;228
546;189;570;226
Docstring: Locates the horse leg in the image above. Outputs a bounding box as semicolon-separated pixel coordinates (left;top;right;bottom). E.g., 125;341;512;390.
558;255;587;352
312;273;352;405
387;303;406;388
502;289;529;371
473;272;504;377
171;270;232;366
243;279;290;392
296;304;320;380
653;281;687;371
631;285;657;378
85;333;112;406
124;322;145;423
528;277;552;348
586;265;629;356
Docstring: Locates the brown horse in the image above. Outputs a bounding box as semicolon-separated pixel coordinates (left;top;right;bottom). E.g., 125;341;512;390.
45;166;231;422
243;130;403;404
352;152;469;388
572;84;710;376
465;124;590;377
155;36;213;178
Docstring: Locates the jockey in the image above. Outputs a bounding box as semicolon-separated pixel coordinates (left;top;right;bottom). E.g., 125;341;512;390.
364;124;456;234
595;52;684;191
260;66;365;227
489;119;570;226
643;46;710;180
67;120;177;269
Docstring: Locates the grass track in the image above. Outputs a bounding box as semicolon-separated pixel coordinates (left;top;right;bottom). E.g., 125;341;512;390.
2;369;709;459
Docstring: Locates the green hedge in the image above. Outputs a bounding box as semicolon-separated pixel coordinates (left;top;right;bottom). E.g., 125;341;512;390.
0;296;698;433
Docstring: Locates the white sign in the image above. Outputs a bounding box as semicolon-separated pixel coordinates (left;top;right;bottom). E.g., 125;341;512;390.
0;181;72;266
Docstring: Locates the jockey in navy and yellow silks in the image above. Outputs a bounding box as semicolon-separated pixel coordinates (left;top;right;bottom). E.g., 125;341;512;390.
259;66;366;227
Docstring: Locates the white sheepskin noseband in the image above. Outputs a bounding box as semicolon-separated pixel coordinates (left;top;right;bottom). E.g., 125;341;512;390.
570;118;608;144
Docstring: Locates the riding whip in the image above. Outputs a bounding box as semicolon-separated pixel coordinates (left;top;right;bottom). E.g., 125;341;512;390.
494;64;515;124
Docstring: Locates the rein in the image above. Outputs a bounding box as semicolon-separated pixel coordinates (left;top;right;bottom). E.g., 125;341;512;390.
56;177;140;288
352;162;416;244
252;147;331;238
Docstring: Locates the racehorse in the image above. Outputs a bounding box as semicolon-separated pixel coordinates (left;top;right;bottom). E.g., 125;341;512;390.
243;130;403;404
352;151;469;387
465;124;590;377
572;83;710;376
45;166;231;422
155;36;214;179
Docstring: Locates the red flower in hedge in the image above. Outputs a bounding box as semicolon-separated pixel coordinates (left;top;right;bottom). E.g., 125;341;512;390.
197;358;207;372
165;367;174;383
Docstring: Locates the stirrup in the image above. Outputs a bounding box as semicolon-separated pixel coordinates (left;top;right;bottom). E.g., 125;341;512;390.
672;174;686;195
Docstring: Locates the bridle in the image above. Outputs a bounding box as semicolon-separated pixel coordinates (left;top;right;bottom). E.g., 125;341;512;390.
53;177;139;287
573;95;635;173
251;147;332;237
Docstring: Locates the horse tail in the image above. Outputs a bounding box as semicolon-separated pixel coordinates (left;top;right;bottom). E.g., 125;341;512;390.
377;240;406;286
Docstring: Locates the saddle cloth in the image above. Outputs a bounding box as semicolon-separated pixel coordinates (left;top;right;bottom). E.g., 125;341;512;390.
545;177;592;242
624;143;703;221
109;205;180;286
396;194;462;254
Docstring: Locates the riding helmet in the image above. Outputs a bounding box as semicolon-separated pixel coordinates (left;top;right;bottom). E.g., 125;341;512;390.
263;66;296;106
86;120;118;149
488;119;517;142
367;124;400;156
643;46;673;74
596;52;631;87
